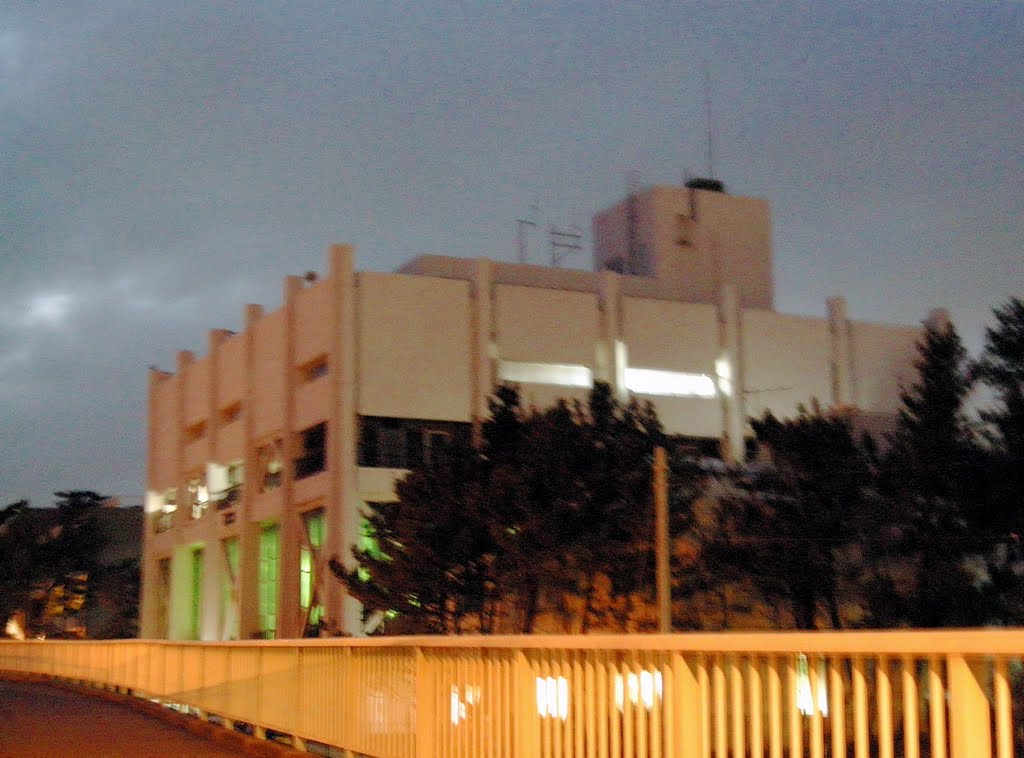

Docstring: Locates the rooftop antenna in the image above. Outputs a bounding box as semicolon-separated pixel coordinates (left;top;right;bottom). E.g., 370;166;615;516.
703;62;717;180
516;204;540;264
549;221;583;267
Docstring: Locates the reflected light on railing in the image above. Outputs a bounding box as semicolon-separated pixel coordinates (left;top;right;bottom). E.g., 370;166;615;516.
614;669;663;712
796;653;829;716
450;684;480;725
536;676;569;720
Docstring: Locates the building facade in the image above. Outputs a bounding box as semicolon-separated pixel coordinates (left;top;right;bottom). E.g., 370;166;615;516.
140;184;926;640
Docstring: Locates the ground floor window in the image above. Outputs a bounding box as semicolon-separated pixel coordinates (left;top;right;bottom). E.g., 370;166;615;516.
258;524;280;638
301;509;326;634
189;548;203;640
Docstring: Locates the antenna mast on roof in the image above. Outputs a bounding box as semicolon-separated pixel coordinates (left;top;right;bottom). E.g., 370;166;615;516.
516;204;540;264
703;62;717;180
549;221;583;268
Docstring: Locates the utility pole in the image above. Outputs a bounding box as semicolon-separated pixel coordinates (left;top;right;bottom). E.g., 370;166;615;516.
654;446;671;633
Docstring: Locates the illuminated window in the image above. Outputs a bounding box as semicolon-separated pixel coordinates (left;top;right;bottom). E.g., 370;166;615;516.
258;524;280;638
256;440;284;492
715;356;733;397
498;360;593;388
189;548;203;640
188;475;209;519
624;368;716;398
300;509;326;632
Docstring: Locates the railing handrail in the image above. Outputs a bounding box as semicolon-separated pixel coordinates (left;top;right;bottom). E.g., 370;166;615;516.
6;627;1024;655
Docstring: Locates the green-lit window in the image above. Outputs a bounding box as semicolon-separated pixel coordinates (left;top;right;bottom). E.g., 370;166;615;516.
301;510;326;630
156;558;171;638
259;524;280;638
221;538;239;640
189;548;203;640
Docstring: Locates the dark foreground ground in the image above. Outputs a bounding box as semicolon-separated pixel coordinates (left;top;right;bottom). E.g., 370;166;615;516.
0;678;258;758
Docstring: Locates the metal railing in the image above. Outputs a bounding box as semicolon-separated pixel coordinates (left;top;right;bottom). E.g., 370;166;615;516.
1;630;1022;758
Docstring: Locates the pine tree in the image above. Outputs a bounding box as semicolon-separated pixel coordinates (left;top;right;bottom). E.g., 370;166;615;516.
882;317;982;627
735;408;871;629
972;297;1024;622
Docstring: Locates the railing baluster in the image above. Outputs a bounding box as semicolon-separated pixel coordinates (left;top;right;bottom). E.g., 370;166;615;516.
767;655;783;758
786;655;801;758
828;656;846;758
928;655;947;758
994;657;1012;758
852;656;868;758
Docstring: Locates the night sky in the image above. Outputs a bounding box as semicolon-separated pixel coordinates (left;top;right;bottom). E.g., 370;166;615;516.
2;2;1021;508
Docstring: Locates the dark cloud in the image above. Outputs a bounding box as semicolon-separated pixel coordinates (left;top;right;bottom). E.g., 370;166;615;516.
2;1;1022;506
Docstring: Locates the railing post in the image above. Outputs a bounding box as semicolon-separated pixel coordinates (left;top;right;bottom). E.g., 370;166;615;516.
671;652;704;758
513;649;539;758
946;654;991;758
415;647;435;758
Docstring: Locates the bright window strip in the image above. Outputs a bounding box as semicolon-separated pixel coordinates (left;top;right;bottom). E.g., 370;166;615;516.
259;525;280;637
498;361;593;388
624;367;716;398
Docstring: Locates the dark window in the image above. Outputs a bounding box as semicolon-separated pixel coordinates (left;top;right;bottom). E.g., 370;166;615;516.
295;422;327;479
358;416;470;469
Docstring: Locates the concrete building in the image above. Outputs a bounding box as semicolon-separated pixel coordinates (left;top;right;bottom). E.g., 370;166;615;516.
140;182;925;640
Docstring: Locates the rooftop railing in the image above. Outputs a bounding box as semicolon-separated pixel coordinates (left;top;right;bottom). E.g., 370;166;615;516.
1;630;1021;757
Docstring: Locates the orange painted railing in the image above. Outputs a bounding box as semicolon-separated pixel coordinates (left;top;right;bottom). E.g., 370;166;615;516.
1;630;1021;757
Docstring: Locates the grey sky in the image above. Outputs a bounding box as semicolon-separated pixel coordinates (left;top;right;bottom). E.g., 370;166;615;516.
2;2;1021;507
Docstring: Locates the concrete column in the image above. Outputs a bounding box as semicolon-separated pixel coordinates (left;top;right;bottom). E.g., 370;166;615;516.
827;296;853;408
471;259;494;439
238;304;264;639
327;244;360;635
206;329;233;639
597;270;626;400
717;285;745;464
174;351;193;530
140;369;168;638
278;276;304;639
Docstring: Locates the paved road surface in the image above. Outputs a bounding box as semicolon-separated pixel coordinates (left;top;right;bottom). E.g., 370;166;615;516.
0;679;250;758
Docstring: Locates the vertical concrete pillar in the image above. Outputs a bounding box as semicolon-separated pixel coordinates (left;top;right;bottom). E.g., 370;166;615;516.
238;304;264;640
206;329;233;639
174;351;193;529
597;270;626;400
717;285;745;464
827;296;853;408
471;259;494;441
326;244;360;635
278;276;304;639
140;369;168;638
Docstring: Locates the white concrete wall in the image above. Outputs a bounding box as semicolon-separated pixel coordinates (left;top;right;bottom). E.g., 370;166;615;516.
741;310;832;421
851;321;921;414
495;285;599;366
357;272;473;421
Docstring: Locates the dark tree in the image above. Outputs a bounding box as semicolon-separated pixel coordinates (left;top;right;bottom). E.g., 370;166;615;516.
972;297;1024;621
729;408;872;629
880;318;983;627
332;435;496;634
334;382;669;634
